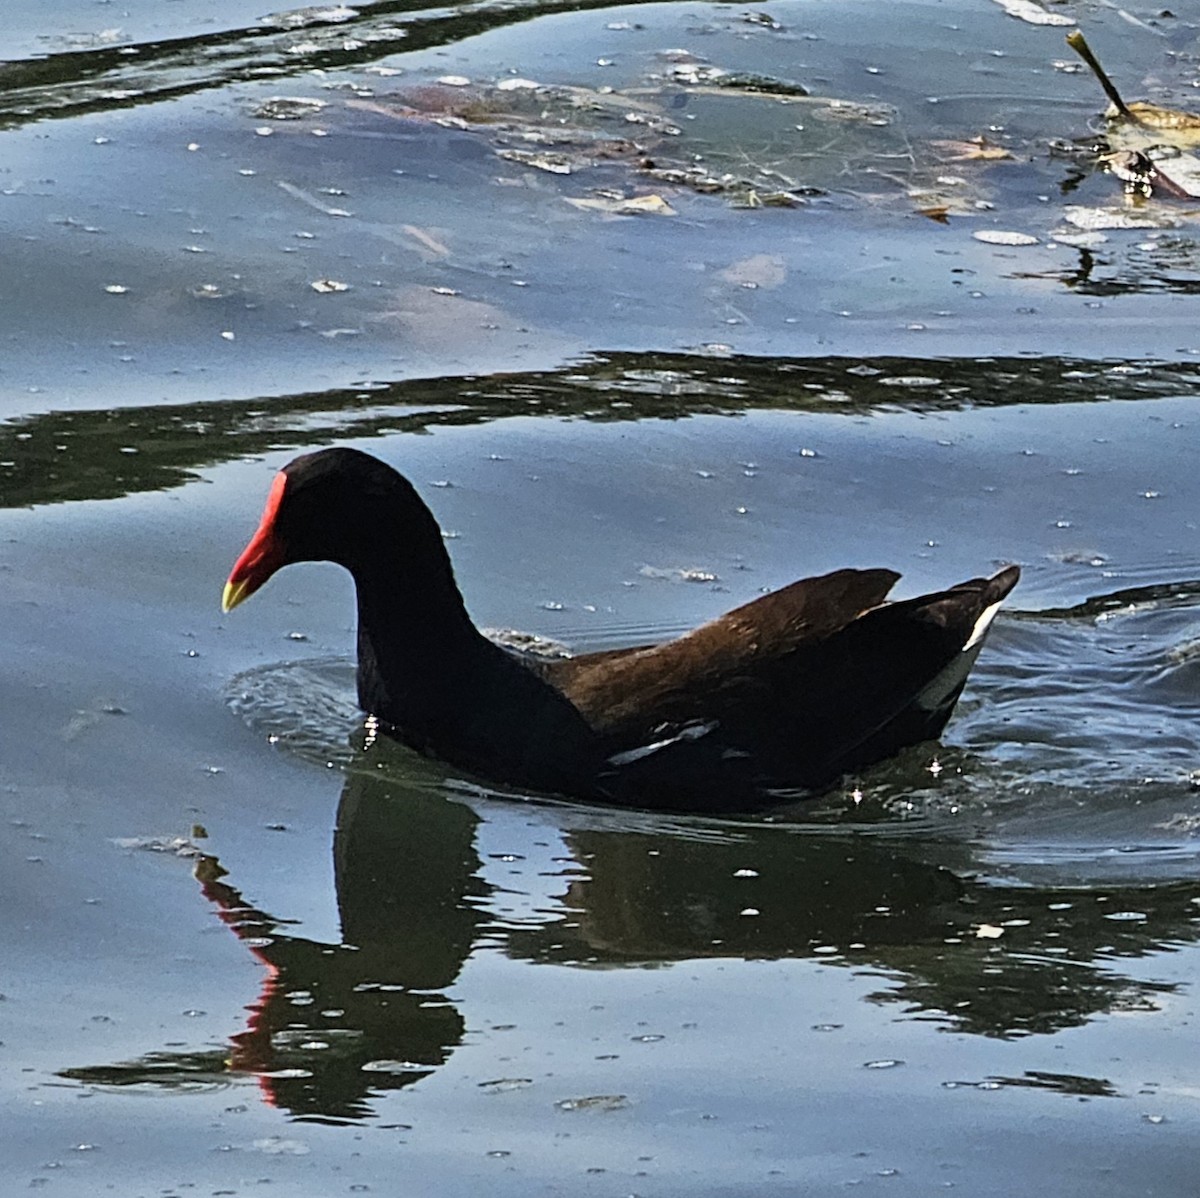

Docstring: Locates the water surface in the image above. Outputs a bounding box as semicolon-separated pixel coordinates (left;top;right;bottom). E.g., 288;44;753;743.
3;1;1200;1195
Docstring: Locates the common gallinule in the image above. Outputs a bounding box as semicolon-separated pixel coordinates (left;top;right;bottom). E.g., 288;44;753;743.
224;447;1019;811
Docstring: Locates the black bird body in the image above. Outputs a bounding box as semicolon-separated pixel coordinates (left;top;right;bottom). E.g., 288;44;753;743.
224;447;1019;812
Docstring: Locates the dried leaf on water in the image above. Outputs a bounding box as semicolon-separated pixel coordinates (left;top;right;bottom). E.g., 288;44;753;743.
565;193;677;216
916;203;952;222
497;148;575;174
973;229;1039;245
255;96;328;120
555;1094;629;1112
1050;229;1108;247
641;164;732;193
992;0;1074;25
819;98;895;126
1114;101;1200;140
496;77;541;92
1062;204;1176;230
730;188;803;208
932;136;1014;161
907;179;992;219
1067;30;1200;197
1066;31;1200;145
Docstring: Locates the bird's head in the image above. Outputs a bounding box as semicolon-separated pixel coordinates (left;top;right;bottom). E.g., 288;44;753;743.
222;447;432;612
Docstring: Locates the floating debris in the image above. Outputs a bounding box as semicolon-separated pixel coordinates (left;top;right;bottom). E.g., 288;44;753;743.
260;5;359;30
497;148;575;175
1068;30;1200;197
251;1136;311;1156
641;164;736;193
255;96;328;120
993;0;1073;26
1062;205;1172;230
932;136;1013;162
732;189;803;208
973;229;1039;246
362;1059;432;1073
639;565;720;583
565;193;677;216
112;835;206;858
555;1094;628;1112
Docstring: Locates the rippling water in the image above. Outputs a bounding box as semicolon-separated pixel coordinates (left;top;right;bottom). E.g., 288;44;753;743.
227;574;1200;873
6;0;1200;1193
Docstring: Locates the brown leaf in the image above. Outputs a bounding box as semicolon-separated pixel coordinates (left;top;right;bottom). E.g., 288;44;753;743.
1120;100;1200;134
565;194;677;216
931;136;1013;161
1107;102;1200;153
917;204;952;223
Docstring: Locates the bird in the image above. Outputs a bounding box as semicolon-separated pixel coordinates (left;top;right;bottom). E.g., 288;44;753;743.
223;447;1019;812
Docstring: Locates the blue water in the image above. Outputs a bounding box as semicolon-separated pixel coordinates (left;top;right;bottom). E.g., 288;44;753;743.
3;1;1200;1194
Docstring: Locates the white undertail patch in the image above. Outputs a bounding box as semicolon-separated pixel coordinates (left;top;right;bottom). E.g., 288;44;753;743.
963;598;1004;652
915;600;1005;714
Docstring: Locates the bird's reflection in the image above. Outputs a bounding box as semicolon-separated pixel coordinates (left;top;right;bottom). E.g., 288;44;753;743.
61;773;486;1122
189;775;486;1120
519;823;1194;1039
62;741;1200;1117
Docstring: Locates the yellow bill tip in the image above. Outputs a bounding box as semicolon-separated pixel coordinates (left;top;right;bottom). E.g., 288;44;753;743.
222;578;251;613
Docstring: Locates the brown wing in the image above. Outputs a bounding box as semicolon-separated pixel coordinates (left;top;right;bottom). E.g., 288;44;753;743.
537;565;1018;800
552;567;902;739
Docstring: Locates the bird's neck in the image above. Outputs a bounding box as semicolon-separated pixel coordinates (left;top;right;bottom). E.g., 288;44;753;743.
349;539;492;731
